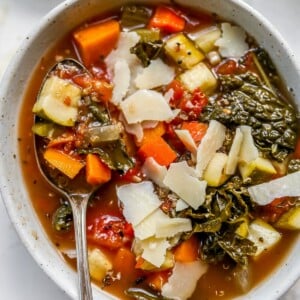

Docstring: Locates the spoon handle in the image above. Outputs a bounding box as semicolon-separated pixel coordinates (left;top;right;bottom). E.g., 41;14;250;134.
69;194;93;300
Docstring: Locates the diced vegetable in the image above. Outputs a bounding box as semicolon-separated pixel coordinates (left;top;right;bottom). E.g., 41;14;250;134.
275;207;300;230
86;153;112;185
161;261;208;300
248;171;300;205
247;219;281;257
138;122;166;146
43;148;84;179
239;157;277;183
32;76;81;127
148;6;185;33
189;26;221;53
32;122;63;138
164;33;205;69
134;28;161;42
235;218;249;238
134;58;175;89
163;161;207;209
138;136;177;167
121;5;151;29
215;23;248;58
73;20;120;66
174;235;199;263
196;120;226;177
88;248;112;281
181;121;208;144
203;152;229;187
120;89;174;124
207;50;221;65
180;62;217;92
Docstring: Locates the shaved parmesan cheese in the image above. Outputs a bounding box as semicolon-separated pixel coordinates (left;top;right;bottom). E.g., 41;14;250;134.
225;127;243;175
163;161;207;209
161;261;208;300
142;157;167;188
196;120;226;177
111;59;130;105
156;218;192;238
164;88;174;104
120;89;174;124
215;23;248;58
140;237;170;267
134;209;169;240
117;181;161;226
135;58;175;89
239;126;259;163
248;171;300;205
175;129;197;155
119;113;144;142
176;199;189;211
105;32;140;71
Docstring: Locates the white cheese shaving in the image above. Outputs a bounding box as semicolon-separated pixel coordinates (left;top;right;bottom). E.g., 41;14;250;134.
196;120;226;177
105;31;140;72
215;23;249;58
111;59;130;105
225;127;243;175
140;237;170;267
239;125;259;163
155;217;192;238
117;181;161;226
161;261;208;300
176;199;189;212
141;157;167;188
119;113;144;143
135;58;175;89
163;161;207;209
175;129;197;155
134;209;170;240
248;171;300;205
120;89;174;124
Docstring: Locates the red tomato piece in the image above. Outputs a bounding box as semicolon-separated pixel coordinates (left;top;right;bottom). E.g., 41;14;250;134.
87;214;134;249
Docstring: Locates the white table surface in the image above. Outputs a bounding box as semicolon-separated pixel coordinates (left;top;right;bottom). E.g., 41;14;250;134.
0;0;299;299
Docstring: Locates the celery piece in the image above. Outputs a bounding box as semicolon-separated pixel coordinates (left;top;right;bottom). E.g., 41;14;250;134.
134;28;161;42
121;5;151;30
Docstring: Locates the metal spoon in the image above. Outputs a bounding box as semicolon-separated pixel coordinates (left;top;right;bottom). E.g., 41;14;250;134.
33;59;95;300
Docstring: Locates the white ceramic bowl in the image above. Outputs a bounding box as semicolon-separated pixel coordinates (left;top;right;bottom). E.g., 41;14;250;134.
0;0;299;299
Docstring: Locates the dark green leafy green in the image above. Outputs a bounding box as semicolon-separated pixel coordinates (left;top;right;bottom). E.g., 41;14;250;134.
52;204;73;232
288;158;300;173
201;72;299;161
79;140;134;173
89;103;110;125
179;177;257;266
130;40;164;67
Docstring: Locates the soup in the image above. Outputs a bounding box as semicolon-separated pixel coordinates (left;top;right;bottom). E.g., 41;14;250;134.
19;3;300;300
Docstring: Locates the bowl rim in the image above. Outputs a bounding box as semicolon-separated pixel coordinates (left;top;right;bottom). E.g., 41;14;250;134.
0;0;300;299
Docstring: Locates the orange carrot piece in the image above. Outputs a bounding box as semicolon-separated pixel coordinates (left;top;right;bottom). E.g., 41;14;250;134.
114;247;136;274
73;20;120;66
181;122;208;143
148;6;185;33
86;153;111;185
174;235;199;263
138;136;177;166
136;122;166;147
43;148;84;179
146;270;170;291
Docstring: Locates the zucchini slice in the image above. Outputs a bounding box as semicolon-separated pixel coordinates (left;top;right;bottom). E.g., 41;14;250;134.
33;75;82;127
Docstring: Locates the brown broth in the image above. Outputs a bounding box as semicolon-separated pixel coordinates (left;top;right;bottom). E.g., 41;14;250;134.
18;4;299;300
